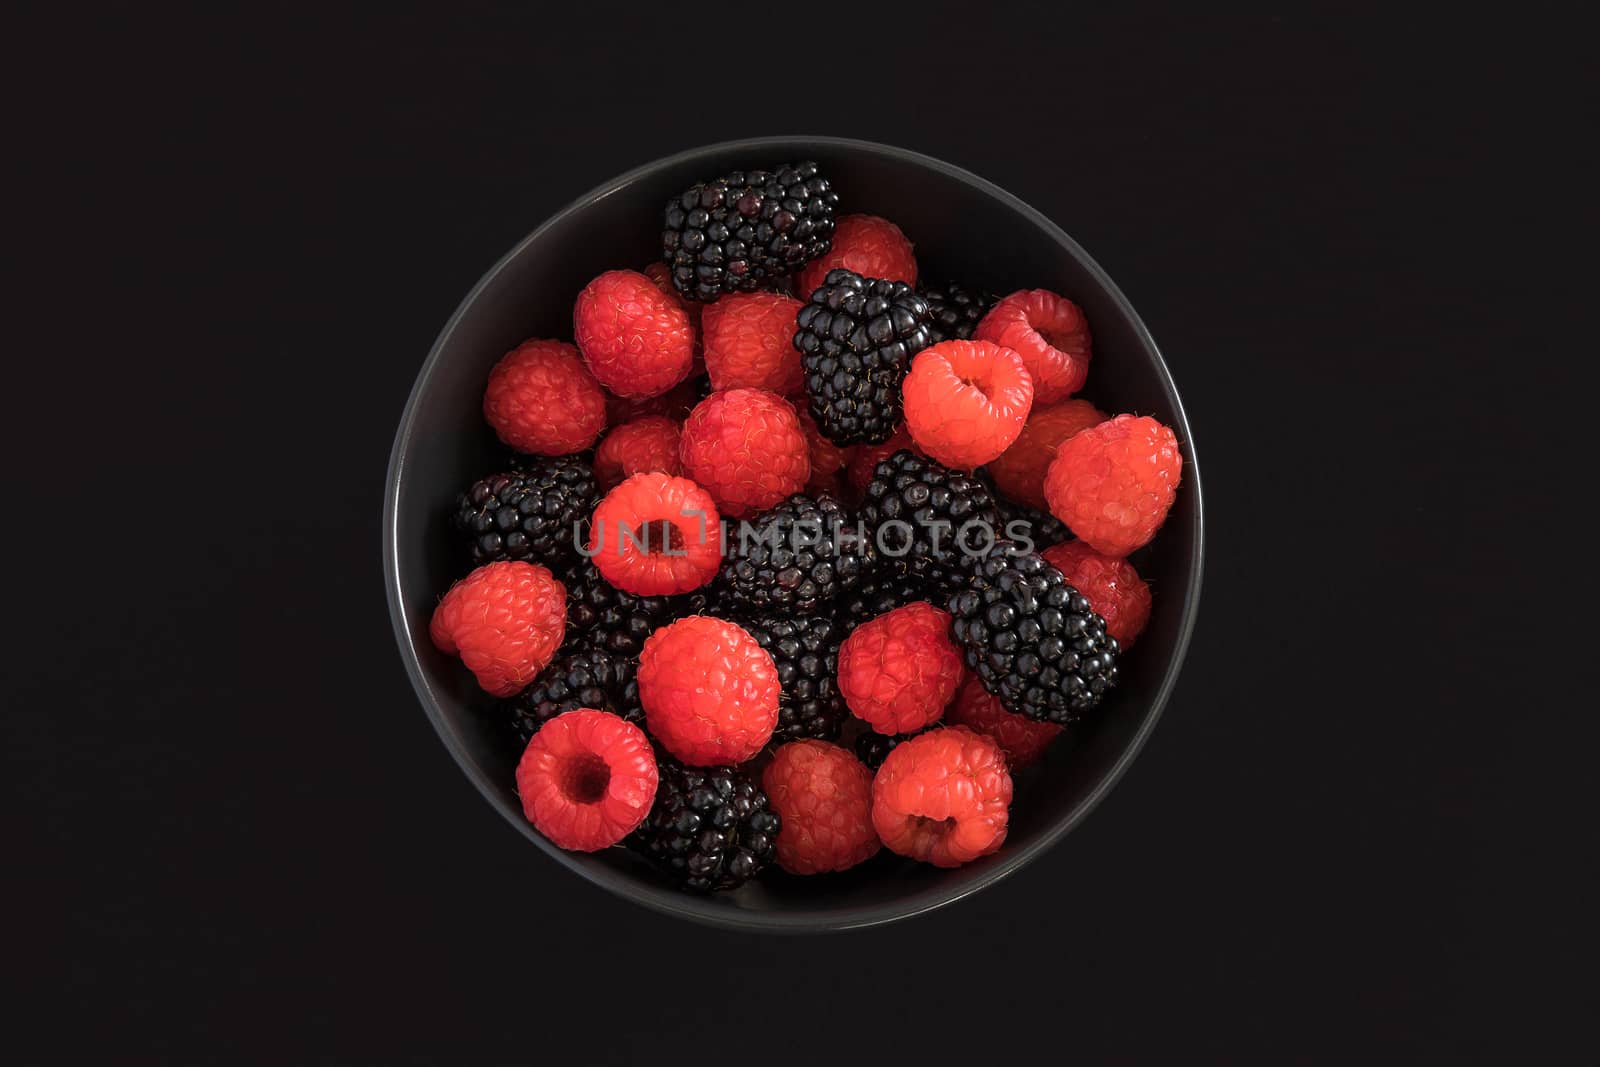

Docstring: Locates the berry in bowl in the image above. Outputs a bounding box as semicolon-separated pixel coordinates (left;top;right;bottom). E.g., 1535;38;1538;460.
385;137;1202;931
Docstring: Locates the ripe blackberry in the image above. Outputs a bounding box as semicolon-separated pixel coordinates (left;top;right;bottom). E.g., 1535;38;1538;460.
504;646;642;745
662;162;838;303
711;493;869;617
452;456;597;572
860;450;1002;595
628;758;780;892
990;489;1072;551
854;727;927;770
562;559;677;657
796;269;934;446
837;572;930;633
740;613;847;742
948;543;1120;725
918;281;998;344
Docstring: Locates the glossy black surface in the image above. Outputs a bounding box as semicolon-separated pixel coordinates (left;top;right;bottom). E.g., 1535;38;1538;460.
384;138;1204;930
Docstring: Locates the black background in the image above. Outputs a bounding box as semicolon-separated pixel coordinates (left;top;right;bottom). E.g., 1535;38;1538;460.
8;3;1593;1063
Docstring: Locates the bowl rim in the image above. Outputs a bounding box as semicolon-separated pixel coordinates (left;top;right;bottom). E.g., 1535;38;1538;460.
383;135;1205;932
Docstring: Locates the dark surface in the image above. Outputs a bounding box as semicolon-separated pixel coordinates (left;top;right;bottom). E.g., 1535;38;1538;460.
6;3;1591;1064
387;137;1203;929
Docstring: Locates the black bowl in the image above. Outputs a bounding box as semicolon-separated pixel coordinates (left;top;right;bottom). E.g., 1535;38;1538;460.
384;137;1204;931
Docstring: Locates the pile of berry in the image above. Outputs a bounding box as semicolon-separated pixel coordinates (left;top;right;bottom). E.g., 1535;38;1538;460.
426;161;1183;890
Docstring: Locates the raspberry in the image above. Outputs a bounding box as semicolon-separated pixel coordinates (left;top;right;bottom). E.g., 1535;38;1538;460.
871;726;1012;867
946;673;1062;768
975;289;1093;403
678;388;810;518
514;710;658;851
638;616;780;765
798;408;852;480
482;339;607;455
902;339;1035;470
701;291;805;396
1041;540;1152;648
762;740;880;874
604;376;701;427
795;214;918;296
1043;414;1182;557
587;472;722;595
573;269;695;399
642;260;702;330
844;426;920;499
428;561;567;697
593;415;682;492
985;399;1107;512
837;601;964;735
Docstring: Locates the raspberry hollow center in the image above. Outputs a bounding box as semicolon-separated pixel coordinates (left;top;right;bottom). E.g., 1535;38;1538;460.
563;754;611;804
909;814;958;837
626;519;686;554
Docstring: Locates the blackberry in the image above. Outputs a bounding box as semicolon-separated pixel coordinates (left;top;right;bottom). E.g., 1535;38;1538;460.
452;456;596;573
837;572;929;633
628;759;780;892
662;162;838;303
504;646;641;745
741;613;847;742
859;450;1002;596
711;493;869;617
918;281;998;344
989;490;1072;551
796;269;933;446
563;559;677;657
947;543;1119;725
854;727;928;770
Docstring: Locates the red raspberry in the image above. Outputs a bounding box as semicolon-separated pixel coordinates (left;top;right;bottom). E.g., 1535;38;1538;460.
872;726;1012;867
638;616;780;765
482;339;607;455
945;674;1062;768
642;261;701;330
678;388;810;518
428;561;566;697
514;709;659;851
604;376;700;427
593;415;682;492
798;408;853;480
701;291;805;396
844;426;921;499
573;269;695;399
902;339;1035;470
1041;540;1152;648
587;472;722;595
837;601;964;735
795;214;918;296
1043;414;1182;557
975;289;1093;403
762;740;881;874
986;399;1107;512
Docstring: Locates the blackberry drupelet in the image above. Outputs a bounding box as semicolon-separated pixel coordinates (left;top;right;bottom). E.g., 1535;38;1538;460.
990;491;1072;551
563;559;677;657
452;455;597;572
854;727;928;770
796;269;934;445
860;450;1002;595
662;162;838;303
711;493;869;617
628;759;780;892
948;543;1119;725
918;281;999;344
837;572;930;633
504;646;642;745
740;613;848;742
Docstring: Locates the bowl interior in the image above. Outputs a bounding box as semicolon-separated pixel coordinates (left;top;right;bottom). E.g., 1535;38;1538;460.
385;138;1202;930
